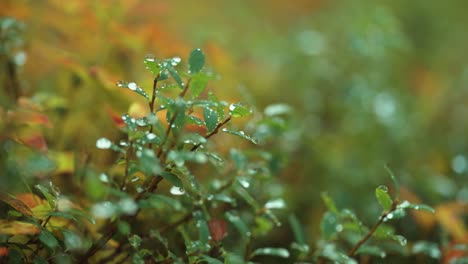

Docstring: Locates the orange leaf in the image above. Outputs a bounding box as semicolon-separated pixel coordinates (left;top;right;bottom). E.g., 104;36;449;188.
0;192;33;216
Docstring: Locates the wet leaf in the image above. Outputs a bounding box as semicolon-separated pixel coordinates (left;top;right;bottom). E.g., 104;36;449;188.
204;107;218;133
193;211;210;244
222;129;257;144
229;103;252;117
144;54;160;76
189;49;205;73
320;212;338;240
375;185;393;211
166;64;184;89
190;72;209;98
160;172;183;188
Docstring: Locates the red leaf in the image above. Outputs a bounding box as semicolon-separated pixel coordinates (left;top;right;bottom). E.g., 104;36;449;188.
208;219;227;242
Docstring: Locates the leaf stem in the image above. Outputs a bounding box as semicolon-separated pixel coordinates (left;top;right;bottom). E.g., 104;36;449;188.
347;201;399;257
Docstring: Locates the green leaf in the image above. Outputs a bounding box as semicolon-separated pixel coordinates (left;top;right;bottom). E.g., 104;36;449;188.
398;201;435;213
144;54;160;76
200;255;223;264
384;165;399;199
117;81;149;100
412;241;441;259
39;229;59;249
160;172;183;188
222;129;257;144
193;211;210;244
186;115;205;126
251;247;290;258
189;48;205;73
321;193;339;214
61;229;83;250
48;211;78;222
190;72;209;98
229;103;252;117
129;234;142;249
136;149;162;175
225;211;250;238
166;64;184;89
375;185;393;211
204;107;218;133
35;185;55;209
320;211;338;240
356;245;386;258
34;256;48;264
289;214;305;244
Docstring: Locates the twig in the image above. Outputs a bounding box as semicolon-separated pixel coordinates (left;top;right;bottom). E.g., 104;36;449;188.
120;141;133;190
191;115;232;152
347;201;399;257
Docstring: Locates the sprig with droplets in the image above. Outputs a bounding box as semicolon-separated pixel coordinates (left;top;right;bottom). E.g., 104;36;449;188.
84;49;260;262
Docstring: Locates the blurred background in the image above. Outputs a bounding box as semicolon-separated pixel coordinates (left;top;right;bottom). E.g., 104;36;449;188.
1;0;467;257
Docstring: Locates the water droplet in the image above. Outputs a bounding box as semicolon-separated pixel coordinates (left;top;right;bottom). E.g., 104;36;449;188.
171;57;181;66
380;252;387;258
117;80;126;87
99;173;109;183
238;178;250;188
128;82;137;90
452;154;467;174
96;138;112;149
265;198;286;209
119;140;128;147
335;224;344;232
118;198;138;215
229;104;236;111
170;186;185;195
221;128;228;132
395;235;407;246
377;185;389;192
147;133;157;140
144;54;156;62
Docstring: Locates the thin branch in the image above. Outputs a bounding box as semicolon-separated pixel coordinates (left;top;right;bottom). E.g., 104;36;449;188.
156;80;191;158
120;141;133;190
191;115;232;152
347;201;399;257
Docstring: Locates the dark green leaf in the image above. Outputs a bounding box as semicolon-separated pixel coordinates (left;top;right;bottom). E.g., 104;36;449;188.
251;247;290;258
39;229;59;249
189;49;205;73
160;172;183;188
34;256;48;264
204;107;218;133
200;255;223;264
48;211;78;222
190;72;209;98
320;212;338;240
166;64;184;89
375;185;393;211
